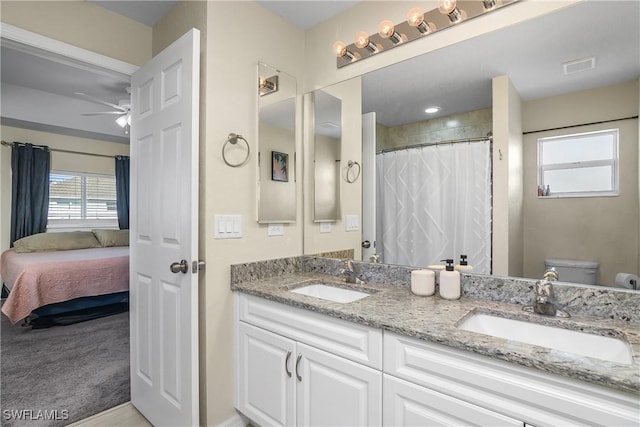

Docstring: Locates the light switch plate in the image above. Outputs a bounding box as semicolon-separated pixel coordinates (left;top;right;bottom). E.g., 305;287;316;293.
345;215;359;231
319;223;332;233
214;215;242;239
268;223;284;236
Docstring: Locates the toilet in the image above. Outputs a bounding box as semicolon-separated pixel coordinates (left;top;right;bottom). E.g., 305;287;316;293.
544;259;599;285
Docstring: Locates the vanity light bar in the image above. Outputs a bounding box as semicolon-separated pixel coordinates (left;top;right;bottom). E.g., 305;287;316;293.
334;0;519;68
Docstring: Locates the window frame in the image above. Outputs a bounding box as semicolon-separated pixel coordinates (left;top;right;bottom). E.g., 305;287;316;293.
47;170;119;229
537;128;619;198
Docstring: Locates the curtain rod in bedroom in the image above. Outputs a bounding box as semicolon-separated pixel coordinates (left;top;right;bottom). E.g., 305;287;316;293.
1;140;127;159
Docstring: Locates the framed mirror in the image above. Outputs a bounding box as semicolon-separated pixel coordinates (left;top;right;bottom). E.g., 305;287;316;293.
312;89;342;222
257;62;297;223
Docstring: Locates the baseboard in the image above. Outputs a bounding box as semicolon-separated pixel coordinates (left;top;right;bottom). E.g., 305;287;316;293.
66;402;132;426
215;411;249;427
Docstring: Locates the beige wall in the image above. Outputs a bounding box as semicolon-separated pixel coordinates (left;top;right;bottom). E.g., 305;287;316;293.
0;1;151;66
0;126;129;251
492;76;524;277
522;80;639;285
204;2;305;424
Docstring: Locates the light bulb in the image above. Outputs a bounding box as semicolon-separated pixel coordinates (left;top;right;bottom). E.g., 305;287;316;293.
407;7;424;27
332;40;357;61
332;40;347;57
116;115;128;128
438;0;457;15
378;20;395;38
354;31;370;49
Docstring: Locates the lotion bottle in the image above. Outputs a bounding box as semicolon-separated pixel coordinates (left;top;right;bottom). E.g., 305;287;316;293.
454;255;473;273
439;259;461;300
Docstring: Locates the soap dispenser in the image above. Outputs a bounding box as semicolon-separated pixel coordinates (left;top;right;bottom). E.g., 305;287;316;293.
454;255;473;273
439;259;461;300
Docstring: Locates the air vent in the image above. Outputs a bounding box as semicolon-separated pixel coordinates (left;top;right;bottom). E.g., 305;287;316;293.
562;57;596;75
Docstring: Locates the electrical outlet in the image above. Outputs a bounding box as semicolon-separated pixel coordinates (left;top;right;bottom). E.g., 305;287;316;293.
268;223;284;236
319;223;332;233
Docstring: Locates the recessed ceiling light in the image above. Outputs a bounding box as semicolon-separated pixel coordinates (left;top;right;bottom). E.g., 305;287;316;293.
425;107;440;114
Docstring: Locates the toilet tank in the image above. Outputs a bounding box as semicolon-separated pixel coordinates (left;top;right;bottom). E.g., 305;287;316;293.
544;259;599;285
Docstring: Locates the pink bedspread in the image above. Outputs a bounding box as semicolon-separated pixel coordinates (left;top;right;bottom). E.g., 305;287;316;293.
1;247;129;323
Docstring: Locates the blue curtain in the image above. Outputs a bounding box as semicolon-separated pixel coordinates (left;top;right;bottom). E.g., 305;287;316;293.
115;156;130;230
10;143;50;246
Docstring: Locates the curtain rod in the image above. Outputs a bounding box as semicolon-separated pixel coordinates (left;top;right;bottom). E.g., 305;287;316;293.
1;140;127;159
377;135;492;155
523;116;638;135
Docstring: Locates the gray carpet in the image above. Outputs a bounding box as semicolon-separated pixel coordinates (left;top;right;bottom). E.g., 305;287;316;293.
1;311;130;426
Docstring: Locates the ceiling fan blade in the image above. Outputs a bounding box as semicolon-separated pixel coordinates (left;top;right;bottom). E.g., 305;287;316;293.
75;92;127;112
81;111;126;116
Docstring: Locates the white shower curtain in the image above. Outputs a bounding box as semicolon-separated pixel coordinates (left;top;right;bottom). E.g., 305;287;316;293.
376;140;492;273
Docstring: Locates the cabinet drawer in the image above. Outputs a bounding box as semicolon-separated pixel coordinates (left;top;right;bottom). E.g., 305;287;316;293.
384;332;639;426
383;374;521;426
235;293;382;369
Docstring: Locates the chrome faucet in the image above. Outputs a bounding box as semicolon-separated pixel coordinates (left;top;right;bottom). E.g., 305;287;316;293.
524;268;570;318
341;259;365;284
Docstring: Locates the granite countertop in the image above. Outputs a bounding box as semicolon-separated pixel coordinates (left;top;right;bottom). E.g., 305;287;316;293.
231;272;640;396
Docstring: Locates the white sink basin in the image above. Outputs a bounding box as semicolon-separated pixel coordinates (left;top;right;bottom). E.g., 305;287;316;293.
458;313;633;365
290;283;371;303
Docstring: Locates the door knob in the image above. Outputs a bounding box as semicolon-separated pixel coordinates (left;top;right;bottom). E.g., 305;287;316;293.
362;240;371;249
170;259;189;274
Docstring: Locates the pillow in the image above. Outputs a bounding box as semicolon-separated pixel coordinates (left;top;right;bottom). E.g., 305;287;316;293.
92;229;129;247
13;231;101;253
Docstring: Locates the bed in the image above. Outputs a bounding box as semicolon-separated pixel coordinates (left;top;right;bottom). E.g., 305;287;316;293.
1;230;129;327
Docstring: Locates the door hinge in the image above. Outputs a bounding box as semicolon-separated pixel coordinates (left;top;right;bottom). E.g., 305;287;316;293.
192;260;206;273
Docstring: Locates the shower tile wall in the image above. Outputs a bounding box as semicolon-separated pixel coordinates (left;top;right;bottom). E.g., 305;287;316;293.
377;108;492;151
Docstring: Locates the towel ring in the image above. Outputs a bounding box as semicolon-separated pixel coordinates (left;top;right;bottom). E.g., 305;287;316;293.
222;133;250;167
346;160;361;183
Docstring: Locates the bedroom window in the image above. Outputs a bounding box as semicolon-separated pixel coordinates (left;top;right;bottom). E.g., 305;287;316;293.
48;172;118;228
538;129;619;198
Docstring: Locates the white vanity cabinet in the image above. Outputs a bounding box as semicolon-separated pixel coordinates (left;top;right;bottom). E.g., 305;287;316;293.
384;331;639;427
234;292;639;427
234;293;383;427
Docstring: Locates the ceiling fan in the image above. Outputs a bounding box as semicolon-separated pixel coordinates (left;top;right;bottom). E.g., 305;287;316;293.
75;90;131;135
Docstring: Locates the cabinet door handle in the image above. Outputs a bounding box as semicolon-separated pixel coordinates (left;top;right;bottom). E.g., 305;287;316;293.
295;353;302;382
285;351;292;378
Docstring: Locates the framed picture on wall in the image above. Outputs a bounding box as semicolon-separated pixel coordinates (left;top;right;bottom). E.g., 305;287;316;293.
272;151;288;182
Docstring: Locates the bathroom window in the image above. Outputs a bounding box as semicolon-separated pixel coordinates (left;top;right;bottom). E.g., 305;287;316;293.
538;129;619;197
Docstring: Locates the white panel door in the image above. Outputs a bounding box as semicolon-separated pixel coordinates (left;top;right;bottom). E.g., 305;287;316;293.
297;342;382;427
237;322;296;427
383;375;523;427
130;29;200;427
362;112;377;262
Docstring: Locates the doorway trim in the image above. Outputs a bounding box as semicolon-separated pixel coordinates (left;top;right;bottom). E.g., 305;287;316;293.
1;23;138;78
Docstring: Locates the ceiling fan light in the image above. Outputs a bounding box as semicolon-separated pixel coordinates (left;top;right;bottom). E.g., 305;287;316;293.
116;115;128;128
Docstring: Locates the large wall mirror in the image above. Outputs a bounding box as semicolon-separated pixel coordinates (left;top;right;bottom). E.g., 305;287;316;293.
312;89;342;222
308;1;639;290
257;62;297;223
